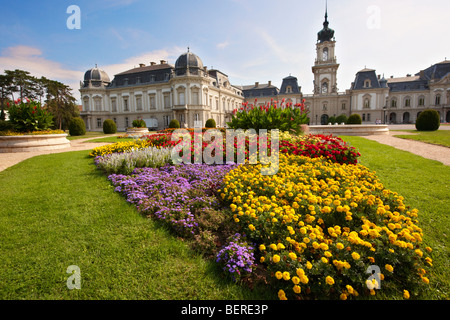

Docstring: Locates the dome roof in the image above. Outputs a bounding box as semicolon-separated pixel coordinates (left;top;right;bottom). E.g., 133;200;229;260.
83;66;110;86
318;9;335;43
175;51;204;70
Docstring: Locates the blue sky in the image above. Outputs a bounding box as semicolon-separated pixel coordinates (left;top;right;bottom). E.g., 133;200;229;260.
1;0;449;103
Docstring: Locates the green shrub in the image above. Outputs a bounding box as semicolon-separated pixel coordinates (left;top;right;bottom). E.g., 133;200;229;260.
205;118;217;128
169;119;180;129
328;116;336;124
103;119;117;134
347;114;362;125
336;114;348;124
8;99;53;132
0;120;14;132
132;119;146;128
416;109;440;131
68;117;86;136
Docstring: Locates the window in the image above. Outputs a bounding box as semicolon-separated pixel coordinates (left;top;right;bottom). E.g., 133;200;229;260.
124;98;129;111
113;118;117;124
362;114;366;121
95;98;101;111
136;96;142;111
367;113;371;122
215;99;219;110
364;80;371;88
163;115;170;127
404;98;411;107
179;114;185;124
322;82;328;94
435;95;441;105
179;92;185;105
418;97;425;106
164;95;170;109
341;102;346;110
97;118;102;128
323;47;328;61
150;96;156;110
195;113;200;122
83;98;89;111
286;86;292;93
192;91;199;105
391;99;397;108
111;99;117;112
125;117;129;128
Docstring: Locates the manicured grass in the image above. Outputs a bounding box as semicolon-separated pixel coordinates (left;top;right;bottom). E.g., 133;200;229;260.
393;130;450;148
342;136;449;300
0;151;272;300
85;136;135;143
65;131;119;141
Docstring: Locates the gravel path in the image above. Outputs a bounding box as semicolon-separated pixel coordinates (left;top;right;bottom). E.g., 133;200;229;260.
0;138;112;172
363;131;450;166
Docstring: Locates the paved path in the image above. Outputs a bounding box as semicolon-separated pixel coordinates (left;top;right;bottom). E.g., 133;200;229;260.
363;131;450;166
0;137;113;172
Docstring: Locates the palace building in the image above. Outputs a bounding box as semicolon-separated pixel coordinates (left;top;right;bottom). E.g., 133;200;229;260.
79;9;450;131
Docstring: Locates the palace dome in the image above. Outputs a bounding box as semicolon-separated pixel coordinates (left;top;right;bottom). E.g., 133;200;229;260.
174;51;204;75
83;66;110;87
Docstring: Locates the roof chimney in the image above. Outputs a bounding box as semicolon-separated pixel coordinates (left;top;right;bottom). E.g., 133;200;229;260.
255;82;259;88
150;62;156;66
139;63;145;68
407;74;411;77
160;60;166;65
268;81;272;86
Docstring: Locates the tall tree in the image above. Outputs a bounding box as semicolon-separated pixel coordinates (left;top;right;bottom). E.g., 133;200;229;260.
0;74;14;121
45;80;78;130
4;69;35;101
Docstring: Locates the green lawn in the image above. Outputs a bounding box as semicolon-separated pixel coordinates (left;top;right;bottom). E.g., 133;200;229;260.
65;131;121;141
342;136;449;300
0;139;448;299
393;130;450;148
84;136;135;143
0;151;271;300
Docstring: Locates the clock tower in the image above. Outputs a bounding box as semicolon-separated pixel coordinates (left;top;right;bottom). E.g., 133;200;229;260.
312;6;339;96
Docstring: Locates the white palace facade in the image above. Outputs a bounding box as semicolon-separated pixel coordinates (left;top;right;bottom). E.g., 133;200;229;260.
79;9;450;131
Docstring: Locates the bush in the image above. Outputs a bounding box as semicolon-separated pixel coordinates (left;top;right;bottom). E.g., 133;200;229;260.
336;114;348;124
103;119;117;134
205;118;217;128
0;120;14;132
416;109;440;131
132;119;147;128
347;114;362;125
227;99;309;134
68;117;86;136
169;119;180;129
328;116;336;124
7;99;53;132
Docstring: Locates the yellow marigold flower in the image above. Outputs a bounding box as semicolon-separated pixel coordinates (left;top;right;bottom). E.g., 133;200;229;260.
289;252;297;260
336;243;344;250
340;293;347;300
425;257;433;266
325;276;335;285
273;255;281;263
303;237;310;244
282;272;291;281
270;244;278;251
346;285;354;295
425;246;432;253
312;242;320;250
351;252;360;260
421;276;430;284
292;276;300;285
415;249;423;257
324;251;332;258
320;243;329;251
260;257;265;263
368;257;375;263
259;244;266;251
385;264;394;273
275;271;283;280
248;224;255;231
293;285;301;294
321;257;329;264
277;243;285;250
306;261;313;270
278;289;287;300
366;279;375;290
296;268;305;276
403;290;410;299
370;289;376;296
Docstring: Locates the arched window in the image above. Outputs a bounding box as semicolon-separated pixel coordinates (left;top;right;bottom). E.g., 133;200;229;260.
321;114;329;125
323;48;329;61
391;98;397;108
435;94;441;105
322;82;328;94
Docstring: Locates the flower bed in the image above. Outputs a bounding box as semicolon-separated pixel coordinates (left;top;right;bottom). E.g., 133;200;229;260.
219;154;433;300
0;133;70;153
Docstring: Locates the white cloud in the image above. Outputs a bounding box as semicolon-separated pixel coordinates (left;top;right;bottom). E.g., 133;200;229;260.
217;41;230;49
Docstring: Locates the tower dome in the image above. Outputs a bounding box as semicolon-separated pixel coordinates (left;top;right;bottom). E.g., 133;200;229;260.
83;66;110;87
174;50;204;76
317;6;335;43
